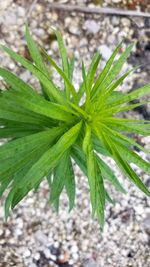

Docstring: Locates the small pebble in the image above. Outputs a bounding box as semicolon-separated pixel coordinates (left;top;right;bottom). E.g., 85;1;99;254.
72;252;79;260
50;254;57;261
20;70;31;82
34;230;48;245
70;245;78;254
121;18;131;27
23;249;31;258
17;6;25;17
33;252;40;261
84;20;100;34
98;45;112;61
69;26;80;35
44;247;51;259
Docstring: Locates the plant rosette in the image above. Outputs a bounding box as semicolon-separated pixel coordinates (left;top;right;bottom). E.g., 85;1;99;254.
0;26;150;228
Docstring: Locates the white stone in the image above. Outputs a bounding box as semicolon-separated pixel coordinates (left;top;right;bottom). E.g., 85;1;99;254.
111;16;120;26
98;45;112;61
51;41;58;52
20;70;31;82
34;230;48;245
8;62;15;70
23;249;31;258
69;26;80;35
134;205;144;215
121;18;131;27
64;17;72;27
33;252;40;261
17;7;26;17
5;229;11;237
54;241;60;248
70;245;78;253
43;248;51;259
15;228;22;236
107;35;116;44
84;20;100;34
68;259;74;265
72;252;79;260
50;254;57;261
16;218;24;228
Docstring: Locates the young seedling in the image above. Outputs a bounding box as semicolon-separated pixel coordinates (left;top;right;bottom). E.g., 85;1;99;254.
0;26;150;228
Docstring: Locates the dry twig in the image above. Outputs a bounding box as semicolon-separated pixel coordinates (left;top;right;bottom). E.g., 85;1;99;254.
48;3;150;18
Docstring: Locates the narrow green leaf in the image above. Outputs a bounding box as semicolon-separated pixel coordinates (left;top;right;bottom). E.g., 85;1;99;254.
77;52;101;102
95;160;105;228
95;44;134;100
71;145;87;176
0;137;56;183
0;91;54;126
0;127;65;161
0;68;40;97
65;157;75;211
4;142;52;219
96;68;135;107
103;119;150;136
68;56;75;82
104;101;149;115
82;62;90;109
0;127;43;138
0;177;12;197
91;42;122;99
97;122;149;154
86;140;97;216
92;134;111;156
113;141;150;174
5;190;14;220
47;172;53;188
51;151;75;211
52;28;70;97
87;52;101;90
41;48;77;102
107;84;150;107
0;89;75;122
53;28;69;77
0;45;64;104
106;91;124;103
25;25;49;76
101;133;150;197
97;156;126;194
105;190;114;204
82;123;91;154
8;121;82;205
50;153;67;205
72;143;105;226
101;44;134;89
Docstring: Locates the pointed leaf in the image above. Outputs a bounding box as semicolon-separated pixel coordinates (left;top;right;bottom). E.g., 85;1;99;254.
0;45;64;104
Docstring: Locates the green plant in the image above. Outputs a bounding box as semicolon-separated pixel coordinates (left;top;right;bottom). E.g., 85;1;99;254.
0;26;150;227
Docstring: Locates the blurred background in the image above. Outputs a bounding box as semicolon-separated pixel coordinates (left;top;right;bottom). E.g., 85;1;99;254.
0;1;150;267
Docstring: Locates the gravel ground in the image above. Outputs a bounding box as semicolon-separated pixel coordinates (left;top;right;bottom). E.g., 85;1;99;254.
0;1;150;267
